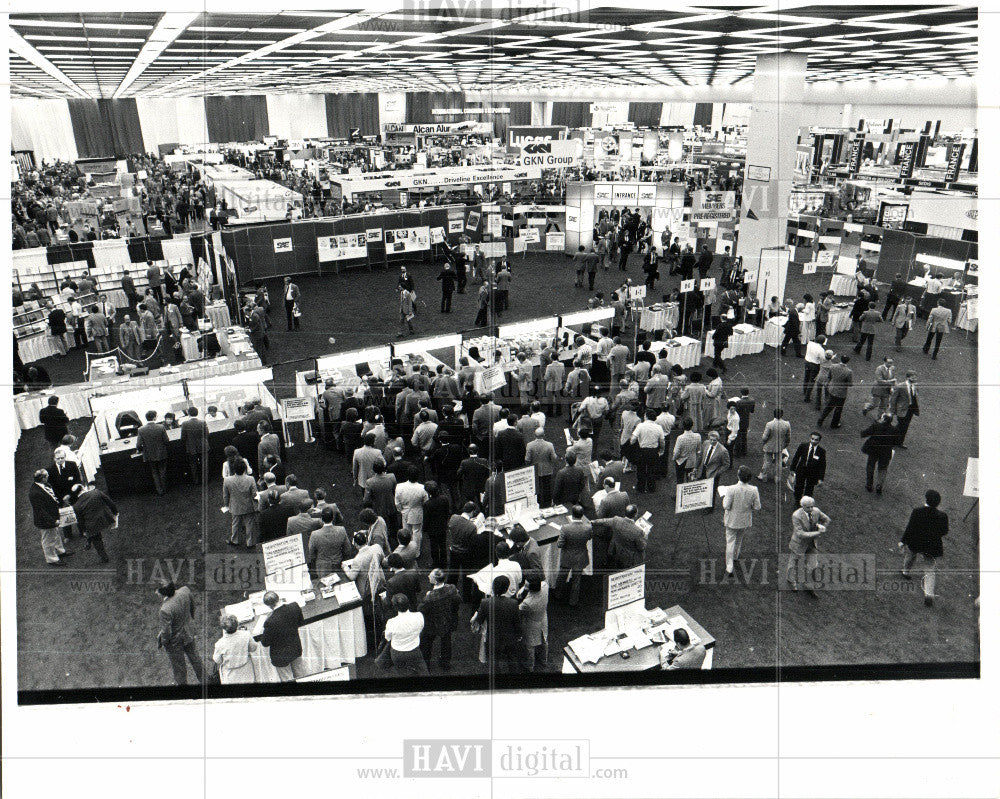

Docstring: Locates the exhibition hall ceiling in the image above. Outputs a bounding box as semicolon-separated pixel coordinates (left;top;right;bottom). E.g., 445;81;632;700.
8;4;978;99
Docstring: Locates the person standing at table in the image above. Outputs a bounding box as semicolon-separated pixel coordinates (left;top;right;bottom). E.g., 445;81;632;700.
39;395;70;450
803;334;827;403
223;458;259;548
888;370;920;448
780;300;802;357
155;581;205;685
786;497;830;597
180;407;208;485
555;506;592;607
212;614;257;685
307;507;353;578
146;260;163;304
436;262;456;313
819;355;854;428
922;298;952;360
136;410;170;496
789;432;826;503
920;272;943;316
720;466;761;578
283;276;300;331
892;296;916;352
900;489;949;607
121;269;139;312
259;591;305;681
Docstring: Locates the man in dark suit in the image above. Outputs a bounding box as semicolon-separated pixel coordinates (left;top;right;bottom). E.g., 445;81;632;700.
900;489;949;606
472;576;525;672
789;432;827;502
887;370;919;449
734;388;755;458
553;453;588;508
494;424;526;471
259;591;305;680
383;553;423;611
436;263;456;313
818;356;853;429
555;505;593;606
232;419;260;468
30;468;71;566
136;410;170;495
447;503;481;600
457;445;490;508
259;489;295;543
860;413;897;495
418;567;462;670
48;447;83;503
283;276;301;331
780;300;802;357
39;396;70;448
156;581;205;685
180;406;209;484
70;482;116;564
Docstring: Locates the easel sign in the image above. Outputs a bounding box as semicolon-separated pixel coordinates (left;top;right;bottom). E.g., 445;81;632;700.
281;396;315;445
628;285;647;301
700;277;716;292
504;465;537;503
963;457;978;498
802;262;818;275
604;564;646;629
262;533;311;592
680;279;696;293
675;478;715;513
743;270;757;284
480;364;507;393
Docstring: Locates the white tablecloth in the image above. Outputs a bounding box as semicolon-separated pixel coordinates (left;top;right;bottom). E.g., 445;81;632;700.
536;538;595;587
826;305;852;335
18;331;74;363
249;606;368;682
104;289;129;309
650;336;701;370
217;327;256;357
703;324;765;360
956;300;977;332
830;274;858;297
764;316;787;347
639;304;680;333
206;302;232;330
77;424;102;483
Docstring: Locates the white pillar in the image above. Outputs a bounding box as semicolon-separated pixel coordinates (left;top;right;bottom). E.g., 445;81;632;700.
842;103;854;128
736;53;807;282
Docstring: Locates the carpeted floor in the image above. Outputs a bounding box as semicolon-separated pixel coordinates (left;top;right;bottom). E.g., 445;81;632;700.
15;250;980;691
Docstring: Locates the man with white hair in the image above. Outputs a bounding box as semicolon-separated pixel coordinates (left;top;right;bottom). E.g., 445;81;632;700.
786;496;830;597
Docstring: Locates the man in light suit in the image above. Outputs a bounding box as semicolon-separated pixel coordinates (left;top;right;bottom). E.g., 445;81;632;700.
222;458;259;548
788;432;827;502
891;297;916;352
555;505;593;607
672;418;702;484
697;430;731;513
887;370;920;448
180;406;208;485
863;356;896;418
759;408;791;483
525;428;559;507
786;496;831;597
721;466;761;577
922;298;952;360
136;410;170;495
283;275;301;331
156;580;205;685
818;356;853;429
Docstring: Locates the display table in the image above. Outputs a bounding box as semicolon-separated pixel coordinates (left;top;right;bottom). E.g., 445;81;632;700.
104;289;129;309
957;297;978;332
825;304;852;336
763;316;788;347
649;336;701;370
562;605;714;674
216;327;256;358
13;353;263;431
829;274;857;297
639;303;680;333
226;579;368;683
522;511;595;587
703;324;764;360
205;302;232;330
17;330;74;363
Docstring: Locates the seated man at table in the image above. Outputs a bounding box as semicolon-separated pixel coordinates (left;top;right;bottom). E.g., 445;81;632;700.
258;591;305;681
659;627;707;671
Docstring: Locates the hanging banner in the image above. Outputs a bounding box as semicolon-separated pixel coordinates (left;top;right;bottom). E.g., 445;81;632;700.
509;138;583;168
945;143;967;183
508;125;567;147
429;227;446;244
385;226;431;253
521;227;540;244
318;233;368;262
898;141;917;179
847;136;865;176
691;191;737;222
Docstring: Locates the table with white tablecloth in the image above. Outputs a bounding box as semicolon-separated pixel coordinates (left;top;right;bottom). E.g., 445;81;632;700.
17;331;75;363
639;303;680;333
956;296;978;332
522;513;595;588
764;316;788;347
249;605;368;682
829;274;858;297
703;324;765;360
13;352;263;430
650;336;702;370
205;302;232;330
825;304;852;336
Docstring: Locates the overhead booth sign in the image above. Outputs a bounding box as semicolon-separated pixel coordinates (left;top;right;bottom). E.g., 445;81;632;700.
691;191;737;222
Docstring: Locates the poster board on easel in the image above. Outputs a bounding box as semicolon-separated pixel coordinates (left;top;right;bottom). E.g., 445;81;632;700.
754;248;789;306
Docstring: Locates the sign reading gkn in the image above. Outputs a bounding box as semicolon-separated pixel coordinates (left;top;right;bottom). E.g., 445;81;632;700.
522;142;553;155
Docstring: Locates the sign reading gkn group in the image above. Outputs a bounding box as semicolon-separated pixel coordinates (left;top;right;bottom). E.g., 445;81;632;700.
511;138;583;168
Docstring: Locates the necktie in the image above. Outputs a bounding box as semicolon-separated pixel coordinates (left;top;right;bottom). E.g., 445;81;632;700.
707;444;715;463
807;445;814;461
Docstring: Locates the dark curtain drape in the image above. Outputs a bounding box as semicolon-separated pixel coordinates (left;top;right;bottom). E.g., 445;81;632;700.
324;93;380;138
693;103;714;127
551;102;592;129
406;92;465;123
204;96;270;143
68;100;111;159
490;101;531;140
628;102;662;128
99;99;145;157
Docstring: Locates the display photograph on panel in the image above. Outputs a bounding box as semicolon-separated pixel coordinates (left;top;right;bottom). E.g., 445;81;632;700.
8;3;979;703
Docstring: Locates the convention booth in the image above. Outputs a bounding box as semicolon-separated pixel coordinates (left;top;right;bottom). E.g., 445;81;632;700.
215;179;304;224
328;164;542;205
564;180;686;252
93;366;278;496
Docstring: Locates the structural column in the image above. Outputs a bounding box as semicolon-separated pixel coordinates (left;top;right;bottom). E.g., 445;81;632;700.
736;53;807;293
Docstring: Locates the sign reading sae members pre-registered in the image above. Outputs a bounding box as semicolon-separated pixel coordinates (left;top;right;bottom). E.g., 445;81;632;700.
504;465;536;503
281;396;314;423
480;365;506;393
607;564;645;610
675;477;715;513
